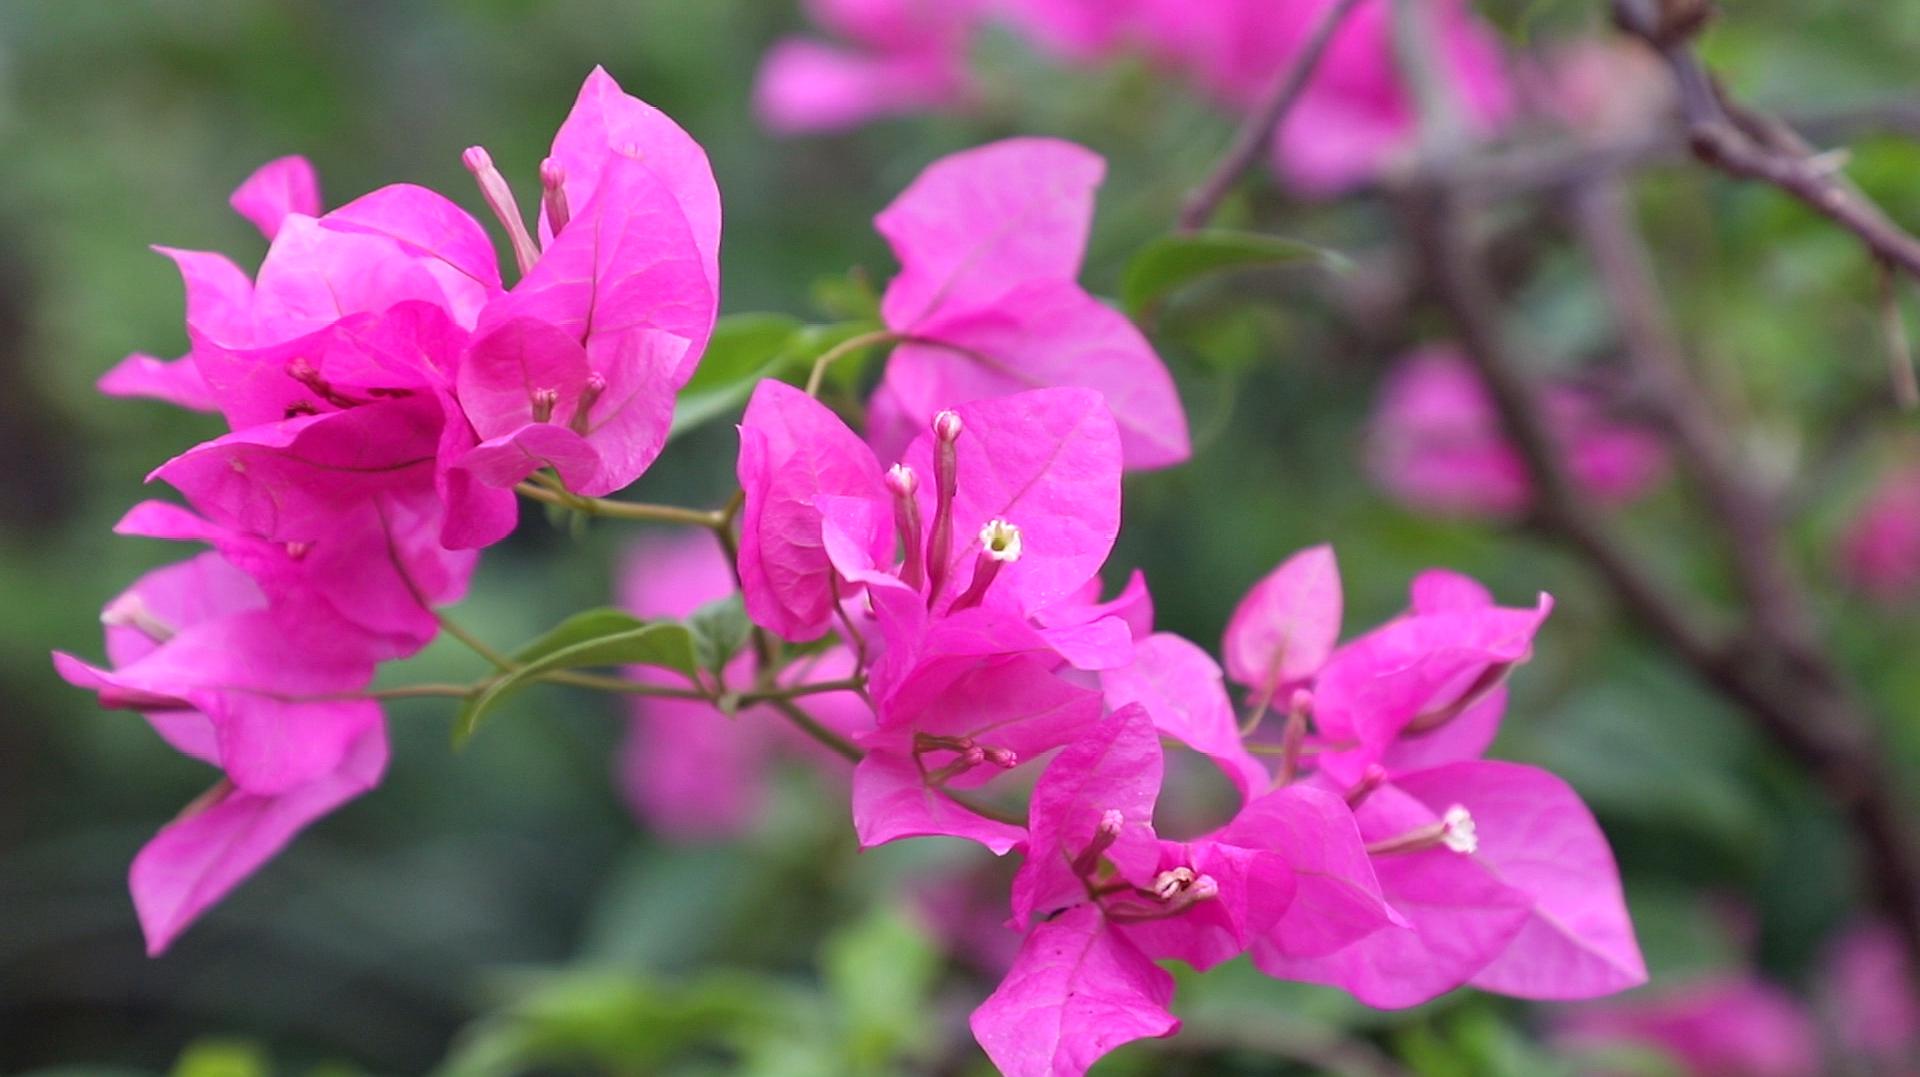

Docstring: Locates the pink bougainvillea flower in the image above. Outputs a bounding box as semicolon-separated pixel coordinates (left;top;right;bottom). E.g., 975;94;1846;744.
970;903;1180;1077
131;723;387;956
113;496;471;662
615;531;869;841
1368;346;1668;519
1309;587;1553;783
985;704;1390;1075
1265;761;1643;1007
52;551;390;953
1840;459;1920;602
1100;631;1269;800
1555;975;1822;1077
867;138;1190;470
54;552;384;796
754;0;984;134
736;380;1132;706
853;653;1102;853
1221;542;1342;693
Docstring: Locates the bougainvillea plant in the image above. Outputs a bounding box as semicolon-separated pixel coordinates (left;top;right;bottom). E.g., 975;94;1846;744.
55;59;1651;1075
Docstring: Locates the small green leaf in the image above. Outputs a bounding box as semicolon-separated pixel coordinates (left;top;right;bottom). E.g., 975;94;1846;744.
452;612;700;747
1121;229;1344;318
688;593;751;675
170;1040;269;1077
671;312;805;439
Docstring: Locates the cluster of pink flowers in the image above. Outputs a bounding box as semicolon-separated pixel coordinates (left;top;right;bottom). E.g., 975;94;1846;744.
59;68;1645;1075
57;67;721;954
756;0;1513;195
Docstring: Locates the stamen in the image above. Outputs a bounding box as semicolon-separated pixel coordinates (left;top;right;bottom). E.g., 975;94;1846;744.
1344;764;1387;808
980;745;1019;769
101;595;174;645
1404;662;1513;735
1151;867;1197;901
285;357;362;410
1440;805;1478;854
948;520;1022;612
1070;810;1124;880
462;145;540;278
1364;804;1479;857
924;411;963;601
539;157;570;238
570;373;606;435
284;541;312;561
1278;688;1312;785
531;388;558;424
886;464;925;591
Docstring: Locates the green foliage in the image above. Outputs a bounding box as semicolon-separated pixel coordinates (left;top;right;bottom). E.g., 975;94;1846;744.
671;312;808;439
1121;229;1343;319
452;610;698;746
687;592;752;676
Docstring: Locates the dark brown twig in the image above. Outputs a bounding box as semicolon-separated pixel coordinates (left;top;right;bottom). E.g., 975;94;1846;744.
1178;0;1368;230
1612;0;1920;279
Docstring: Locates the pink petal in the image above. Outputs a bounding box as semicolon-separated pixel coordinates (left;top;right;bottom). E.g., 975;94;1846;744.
1393;761;1646;999
1013;703;1165;928
543;65;722;350
899;388;1122;614
1100;632;1268;800
735;380;889;641
321;183;504;317
754;38;971;135
228;155;322;241
877;137;1104;328
1219;783;1398;959
481;153;713;375
1408;567;1493;613
1118;839;1295;972
98;352;218;412
970;904;1179;1077
1222;544;1342;689
881;281;1190;469
133;722;386;955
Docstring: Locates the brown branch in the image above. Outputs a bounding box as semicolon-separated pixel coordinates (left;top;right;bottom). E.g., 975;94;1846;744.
1401;178;1920;976
1612;0;1920;278
1177;0;1368;230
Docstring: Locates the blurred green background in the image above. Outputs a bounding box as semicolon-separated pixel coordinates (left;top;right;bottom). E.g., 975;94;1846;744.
5;1;1920;1074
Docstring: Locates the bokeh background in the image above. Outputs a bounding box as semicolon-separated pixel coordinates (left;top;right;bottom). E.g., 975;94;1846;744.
5;1;1920;1074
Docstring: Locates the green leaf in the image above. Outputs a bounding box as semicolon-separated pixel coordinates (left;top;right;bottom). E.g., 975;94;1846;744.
671;313;805;439
820;905;942;1071
1121;229;1344;318
688;593;751;676
452;610;700;747
170;1040;269;1077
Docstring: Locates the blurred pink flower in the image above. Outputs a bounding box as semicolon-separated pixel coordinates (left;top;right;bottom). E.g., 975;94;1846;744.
1841;461;1920;601
1556;975;1822;1077
1368;346;1668;519
754;0;984;133
1821;921;1920;1068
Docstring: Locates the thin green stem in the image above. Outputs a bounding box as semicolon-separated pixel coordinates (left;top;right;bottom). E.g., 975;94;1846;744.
738;677;865;705
367;683;476;700
515;480;727;528
436;611;518;672
768;699;862;763
804;329;895;397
